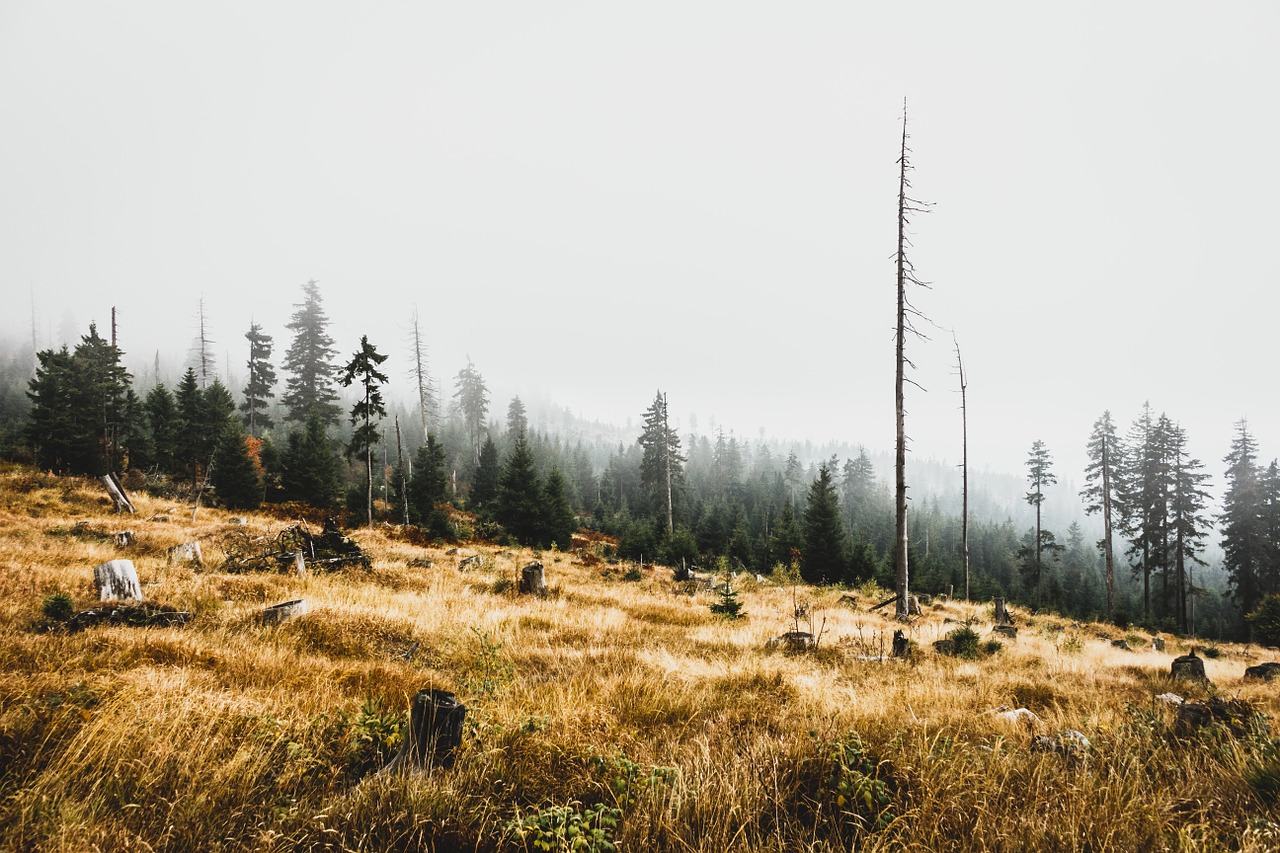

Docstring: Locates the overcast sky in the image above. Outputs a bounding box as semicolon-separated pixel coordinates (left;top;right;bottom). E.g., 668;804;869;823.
2;2;1277;486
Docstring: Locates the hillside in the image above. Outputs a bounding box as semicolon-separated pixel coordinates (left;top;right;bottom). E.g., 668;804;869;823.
2;465;1279;852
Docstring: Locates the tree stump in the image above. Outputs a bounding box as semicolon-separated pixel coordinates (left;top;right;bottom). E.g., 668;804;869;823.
994;598;1011;626
114;530;134;547
290;551;307;575
101;474;136;513
168;541;203;567
892;629;910;658
1245;662;1280;681
381;689;467;774
1152;637;1166;652
94;559;143;601
1171;649;1209;683
262;599;308;626
519;562;546;595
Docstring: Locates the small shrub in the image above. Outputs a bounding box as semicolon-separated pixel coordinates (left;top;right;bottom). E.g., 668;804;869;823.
344;696;403;777
1202;645;1222;659
1060;633;1084;654
621;566;643;582
460;627;515;700
492;576;515;595
504;802;621;852
1248;595;1280;647
709;582;745;620
946;625;981;659
981;639;1004;656
591;753;678;810
42;591;74;622
796;730;897;834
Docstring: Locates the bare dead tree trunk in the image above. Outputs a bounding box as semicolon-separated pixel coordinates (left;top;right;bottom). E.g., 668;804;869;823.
955;335;969;602
663;392;675;537
1101;438;1116;622
410;308;433;443
894;100;930;620
395;415;409;526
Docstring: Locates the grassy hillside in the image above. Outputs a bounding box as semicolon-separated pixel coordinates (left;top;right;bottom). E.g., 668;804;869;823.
2;464;1279;852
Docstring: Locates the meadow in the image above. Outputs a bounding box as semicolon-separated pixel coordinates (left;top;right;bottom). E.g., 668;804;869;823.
2;464;1279;852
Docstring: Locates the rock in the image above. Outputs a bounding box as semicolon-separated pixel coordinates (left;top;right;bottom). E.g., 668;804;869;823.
408;557;434;569
1032;729;1091;759
94;559;143;601
1156;692;1185;705
995;707;1041;726
1112;639;1131;651
1244;662;1280;681
993;625;1018;640
228;516;248;526
932;639;956;656
458;554;482;571
767;631;816;652
1175;697;1269;738
1171;650;1210;683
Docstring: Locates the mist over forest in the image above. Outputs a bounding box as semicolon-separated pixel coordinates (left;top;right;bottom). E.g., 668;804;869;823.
5;276;1277;643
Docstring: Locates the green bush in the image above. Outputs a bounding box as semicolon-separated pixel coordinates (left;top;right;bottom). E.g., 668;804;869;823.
504;802;621;852
1248;595;1280;647
946;625;981;659
42;591;74;622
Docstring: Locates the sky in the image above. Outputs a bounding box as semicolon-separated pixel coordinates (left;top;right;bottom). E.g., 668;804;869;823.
1;2;1278;490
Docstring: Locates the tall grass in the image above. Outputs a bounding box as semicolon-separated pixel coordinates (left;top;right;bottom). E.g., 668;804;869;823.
1;464;1279;850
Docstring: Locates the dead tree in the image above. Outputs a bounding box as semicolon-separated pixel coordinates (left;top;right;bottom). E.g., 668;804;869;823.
395;415;410;526
954;335;969;601
380;689;466;774
101;474;136;514
894;99;932;620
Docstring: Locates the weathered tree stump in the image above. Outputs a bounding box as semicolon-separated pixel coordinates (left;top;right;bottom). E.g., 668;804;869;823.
892;629;910;658
1152;637;1166;652
1111;639;1132;651
768;631;816;652
932;639;956;656
261;599;308;626
381;689;467;774
289;551;306;575
101;474;136;513
993;625;1018;640
994;598;1011;626
519;561;546;595
168;541;204;567
1171;649;1209;683
114;530;134;547
94;559;143;601
908;595;922;616
1245;662;1280;681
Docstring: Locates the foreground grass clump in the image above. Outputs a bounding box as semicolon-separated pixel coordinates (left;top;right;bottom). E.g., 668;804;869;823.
3;464;1280;850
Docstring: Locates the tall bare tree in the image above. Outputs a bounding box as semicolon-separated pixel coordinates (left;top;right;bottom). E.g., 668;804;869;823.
954;334;969;601
894;100;931;620
407;307;437;442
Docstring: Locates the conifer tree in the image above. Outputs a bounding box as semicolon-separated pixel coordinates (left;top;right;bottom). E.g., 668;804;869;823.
639;391;683;536
25;346;77;473
282;411;341;508
471;435;501;510
453;357;489;466
1222;420;1269;617
240;322;276;437
495;432;544;545
801;462;848;585
407;434;451;537
1082;411;1124;621
541;467;577;550
281;280;340;426
340;336;389;527
506;396;528;437
1168;422;1211;632
211;421;263;510
1024;440;1058;607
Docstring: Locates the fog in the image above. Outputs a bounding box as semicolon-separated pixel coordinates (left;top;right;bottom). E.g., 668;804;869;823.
2;2;1278;489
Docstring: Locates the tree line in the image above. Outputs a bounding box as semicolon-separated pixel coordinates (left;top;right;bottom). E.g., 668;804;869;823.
6;282;1277;640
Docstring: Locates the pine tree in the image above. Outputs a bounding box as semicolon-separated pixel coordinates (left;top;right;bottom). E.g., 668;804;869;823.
282;411;341;508
541;467;577;550
801;463;848;585
340;336;389;527
407;433;450;537
453;357;489;467
471;436;501;510
174;368;206;485
495;432;544;545
1121;406;1174;621
240;322;277;437
281;280;340;426
1168;422;1211;632
25;346;77;473
506;396;528;437
639;391;683;536
1024;440;1058;607
1222;420;1269;618
1081;411;1124;621
211;422;263;510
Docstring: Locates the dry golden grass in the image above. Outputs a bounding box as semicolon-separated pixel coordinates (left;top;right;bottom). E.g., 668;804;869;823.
3;463;1280;851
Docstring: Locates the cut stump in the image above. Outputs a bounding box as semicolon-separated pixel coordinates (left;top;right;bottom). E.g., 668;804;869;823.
262;599;308;626
519;562;546;595
95;559;143;602
381;689;467;774
1171;650;1209;683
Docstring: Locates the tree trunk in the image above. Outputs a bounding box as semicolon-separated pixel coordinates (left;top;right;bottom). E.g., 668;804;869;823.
1101;438;1115;622
102;474;136;513
95;559;143;601
994;598;1010;626
894;105;911;621
381;689;466;774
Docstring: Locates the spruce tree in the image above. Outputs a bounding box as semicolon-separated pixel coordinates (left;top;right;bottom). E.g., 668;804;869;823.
801;463;848;585
175;368;206;485
340;336;389;527
1222;420;1268;618
638;391;683;536
541;466;577;550
495;432;544;545
281;280;340;426
1168;422;1211;632
240;322;277;437
211;422;263;510
471;435;501;510
25;346;77;473
407;433;450;537
453;357;489;466
506;396;528;437
1081;411;1124;621
282;411;341;508
1024;440;1058;607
